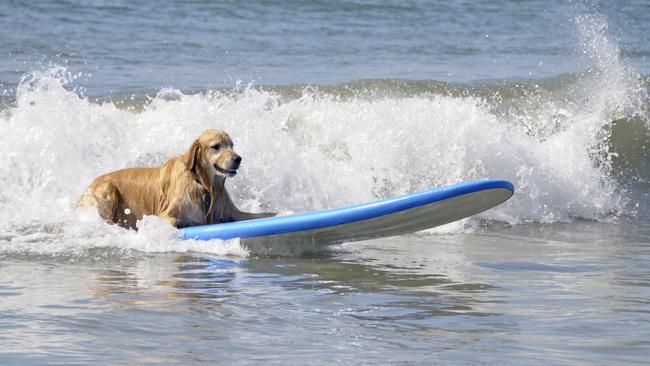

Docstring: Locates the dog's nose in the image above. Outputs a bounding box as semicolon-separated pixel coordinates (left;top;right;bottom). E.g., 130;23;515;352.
233;155;242;168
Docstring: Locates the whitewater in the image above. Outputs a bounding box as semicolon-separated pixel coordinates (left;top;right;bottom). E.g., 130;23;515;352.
1;12;648;257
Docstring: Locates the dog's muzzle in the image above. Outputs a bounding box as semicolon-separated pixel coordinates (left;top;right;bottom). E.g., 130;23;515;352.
214;156;241;177
214;164;237;177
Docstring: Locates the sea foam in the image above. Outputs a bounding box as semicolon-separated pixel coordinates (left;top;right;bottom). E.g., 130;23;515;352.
0;14;647;257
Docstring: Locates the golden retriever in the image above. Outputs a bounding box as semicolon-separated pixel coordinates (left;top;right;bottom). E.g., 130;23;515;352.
77;129;283;229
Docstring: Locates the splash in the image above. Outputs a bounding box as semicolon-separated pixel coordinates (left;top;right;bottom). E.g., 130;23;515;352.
0;13;648;257
2;213;248;260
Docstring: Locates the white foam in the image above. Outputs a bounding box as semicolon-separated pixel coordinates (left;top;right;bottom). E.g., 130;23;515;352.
0;14;647;257
1;213;247;259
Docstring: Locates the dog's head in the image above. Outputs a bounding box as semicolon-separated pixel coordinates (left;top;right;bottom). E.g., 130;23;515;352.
184;129;242;181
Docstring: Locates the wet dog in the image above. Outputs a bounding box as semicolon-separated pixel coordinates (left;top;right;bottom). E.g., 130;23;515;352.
77;129;283;229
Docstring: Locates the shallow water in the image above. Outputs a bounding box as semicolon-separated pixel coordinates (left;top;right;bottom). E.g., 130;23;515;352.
3;221;650;365
1;0;650;364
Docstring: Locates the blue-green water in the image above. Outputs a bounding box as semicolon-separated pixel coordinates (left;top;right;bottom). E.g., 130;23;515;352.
1;1;650;365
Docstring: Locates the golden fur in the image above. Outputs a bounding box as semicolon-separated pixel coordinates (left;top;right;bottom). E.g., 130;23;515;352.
77;129;279;229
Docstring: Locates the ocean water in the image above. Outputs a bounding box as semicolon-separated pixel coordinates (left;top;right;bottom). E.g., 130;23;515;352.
1;1;650;365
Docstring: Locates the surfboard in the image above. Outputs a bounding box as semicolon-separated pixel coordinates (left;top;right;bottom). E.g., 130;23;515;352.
179;180;514;245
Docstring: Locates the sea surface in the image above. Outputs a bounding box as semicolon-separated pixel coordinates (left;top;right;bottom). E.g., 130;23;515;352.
1;1;650;365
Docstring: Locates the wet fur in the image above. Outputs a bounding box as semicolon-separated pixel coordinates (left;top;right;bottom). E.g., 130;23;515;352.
77;129;277;229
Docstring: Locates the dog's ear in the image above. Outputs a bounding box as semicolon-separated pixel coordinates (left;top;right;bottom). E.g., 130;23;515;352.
184;140;201;172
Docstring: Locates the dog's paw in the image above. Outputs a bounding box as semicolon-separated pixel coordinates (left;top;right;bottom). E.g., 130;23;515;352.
276;210;295;217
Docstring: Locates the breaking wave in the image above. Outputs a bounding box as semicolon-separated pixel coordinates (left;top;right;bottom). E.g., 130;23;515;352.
0;13;647;257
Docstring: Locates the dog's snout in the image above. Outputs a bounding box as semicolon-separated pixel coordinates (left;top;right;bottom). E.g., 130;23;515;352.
233;155;242;168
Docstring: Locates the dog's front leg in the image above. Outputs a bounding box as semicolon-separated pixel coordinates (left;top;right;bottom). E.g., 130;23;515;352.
230;208;296;221
216;186;293;222
220;190;280;221
233;211;279;221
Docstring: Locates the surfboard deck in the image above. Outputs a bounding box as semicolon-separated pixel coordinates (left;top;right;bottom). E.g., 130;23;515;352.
179;180;514;246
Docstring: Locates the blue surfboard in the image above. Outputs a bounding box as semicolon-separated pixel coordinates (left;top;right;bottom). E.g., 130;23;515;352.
179;180;514;245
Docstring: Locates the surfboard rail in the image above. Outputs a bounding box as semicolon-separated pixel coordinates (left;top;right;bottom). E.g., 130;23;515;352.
179;180;514;242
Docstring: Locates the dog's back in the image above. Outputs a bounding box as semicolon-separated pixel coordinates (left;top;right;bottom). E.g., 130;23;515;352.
77;162;183;229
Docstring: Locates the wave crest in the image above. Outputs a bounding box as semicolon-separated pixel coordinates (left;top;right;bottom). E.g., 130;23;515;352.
0;13;648;256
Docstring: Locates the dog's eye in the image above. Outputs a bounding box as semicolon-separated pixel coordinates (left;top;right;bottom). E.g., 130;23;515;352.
211;143;221;150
